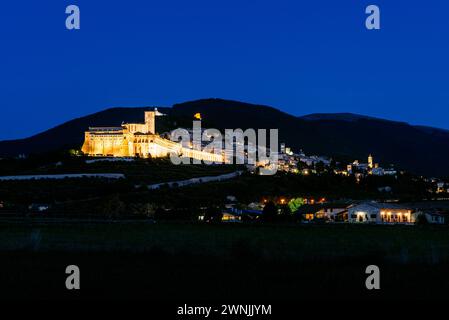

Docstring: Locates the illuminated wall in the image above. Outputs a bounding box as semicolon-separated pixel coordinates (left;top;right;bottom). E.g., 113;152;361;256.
81;111;225;163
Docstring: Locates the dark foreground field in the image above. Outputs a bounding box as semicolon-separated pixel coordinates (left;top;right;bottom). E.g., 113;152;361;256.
1;220;449;301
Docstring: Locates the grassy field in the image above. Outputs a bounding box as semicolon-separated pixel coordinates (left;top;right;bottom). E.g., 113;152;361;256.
1;221;449;300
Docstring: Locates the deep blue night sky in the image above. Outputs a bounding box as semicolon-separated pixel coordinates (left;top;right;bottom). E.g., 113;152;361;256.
1;0;448;140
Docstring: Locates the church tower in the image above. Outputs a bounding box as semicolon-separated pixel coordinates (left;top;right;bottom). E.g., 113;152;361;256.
368;154;373;169
144;110;156;134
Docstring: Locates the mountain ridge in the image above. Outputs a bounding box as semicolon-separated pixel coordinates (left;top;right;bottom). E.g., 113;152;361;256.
299;112;407;125
1;98;449;177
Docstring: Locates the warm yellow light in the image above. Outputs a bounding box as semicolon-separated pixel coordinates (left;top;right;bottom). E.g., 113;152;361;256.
82;111;225;163
194;113;202;120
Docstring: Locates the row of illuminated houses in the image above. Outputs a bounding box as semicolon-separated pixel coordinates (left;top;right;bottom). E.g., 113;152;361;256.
217;200;448;225
301;201;448;224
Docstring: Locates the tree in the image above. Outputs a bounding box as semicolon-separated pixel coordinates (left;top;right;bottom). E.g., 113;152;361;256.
315;161;325;174
415;213;428;225
204;206;223;223
101;195;126;219
129;202;156;218
329;159;337;170
288;198;304;214
262;201;277;222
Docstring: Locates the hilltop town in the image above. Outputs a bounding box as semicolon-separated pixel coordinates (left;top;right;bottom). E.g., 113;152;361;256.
1;107;449;226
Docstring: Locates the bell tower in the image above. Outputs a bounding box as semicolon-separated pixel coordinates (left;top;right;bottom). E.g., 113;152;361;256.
144;110;156;134
368;154;374;169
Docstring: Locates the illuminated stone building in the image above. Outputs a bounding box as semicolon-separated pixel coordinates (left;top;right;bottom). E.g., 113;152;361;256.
81;109;224;162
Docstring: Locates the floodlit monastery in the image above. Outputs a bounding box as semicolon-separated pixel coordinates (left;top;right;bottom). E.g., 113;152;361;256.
81;109;224;162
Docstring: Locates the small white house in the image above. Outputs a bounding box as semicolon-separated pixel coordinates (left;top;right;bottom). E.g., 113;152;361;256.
371;167;384;176
426;212;446;224
348;202;413;224
383;169;397;176
416;211;447;224
28;203;50;212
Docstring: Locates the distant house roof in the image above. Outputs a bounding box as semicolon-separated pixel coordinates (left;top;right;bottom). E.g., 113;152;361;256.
224;208;262;216
295;203;350;215
425;211;449;217
320;203;351;209
295;204;322;215
351;202;411;210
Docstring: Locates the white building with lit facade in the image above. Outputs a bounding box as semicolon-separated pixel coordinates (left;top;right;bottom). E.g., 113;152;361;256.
348;202;414;224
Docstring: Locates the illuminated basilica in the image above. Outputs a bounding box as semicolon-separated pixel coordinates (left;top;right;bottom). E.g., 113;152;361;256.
81;109;224;162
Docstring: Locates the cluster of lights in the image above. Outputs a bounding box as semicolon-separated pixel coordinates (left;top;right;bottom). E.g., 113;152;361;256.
261;197;327;205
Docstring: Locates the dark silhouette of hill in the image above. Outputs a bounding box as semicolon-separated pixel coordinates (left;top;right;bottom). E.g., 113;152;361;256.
0;107;170;157
1;98;449;177
300;112;404;123
172;99;449;177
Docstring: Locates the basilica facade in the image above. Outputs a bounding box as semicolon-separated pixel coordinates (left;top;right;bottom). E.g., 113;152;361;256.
81;109;224;163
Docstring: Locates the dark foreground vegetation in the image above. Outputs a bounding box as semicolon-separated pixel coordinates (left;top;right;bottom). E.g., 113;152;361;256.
0;153;240;184
1;222;449;301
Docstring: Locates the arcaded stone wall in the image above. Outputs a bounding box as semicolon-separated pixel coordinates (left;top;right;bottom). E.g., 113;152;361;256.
81;132;128;156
